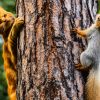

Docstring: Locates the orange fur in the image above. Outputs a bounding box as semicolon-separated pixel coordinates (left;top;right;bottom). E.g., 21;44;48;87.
0;7;24;100
72;28;87;37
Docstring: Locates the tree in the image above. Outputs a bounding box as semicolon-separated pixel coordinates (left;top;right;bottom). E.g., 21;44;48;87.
16;0;97;99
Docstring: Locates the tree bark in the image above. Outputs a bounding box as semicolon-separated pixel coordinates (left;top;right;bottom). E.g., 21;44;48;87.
16;0;97;100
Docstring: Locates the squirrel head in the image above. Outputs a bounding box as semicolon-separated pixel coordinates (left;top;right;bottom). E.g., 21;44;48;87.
95;14;100;28
0;13;15;39
0;7;15;35
2;13;15;30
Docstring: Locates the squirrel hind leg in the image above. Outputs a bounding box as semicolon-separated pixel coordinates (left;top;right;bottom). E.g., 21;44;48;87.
80;52;92;68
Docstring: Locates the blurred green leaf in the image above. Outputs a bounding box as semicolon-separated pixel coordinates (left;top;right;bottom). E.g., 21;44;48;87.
0;0;15;14
97;0;100;13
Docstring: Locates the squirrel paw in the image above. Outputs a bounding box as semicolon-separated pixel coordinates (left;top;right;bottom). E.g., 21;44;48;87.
72;28;80;33
75;63;91;72
14;17;24;25
11;17;24;30
75;63;84;70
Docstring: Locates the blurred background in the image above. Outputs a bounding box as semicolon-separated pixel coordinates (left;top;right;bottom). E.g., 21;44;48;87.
0;0;15;100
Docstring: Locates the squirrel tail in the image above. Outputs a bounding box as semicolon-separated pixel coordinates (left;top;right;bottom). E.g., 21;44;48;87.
86;69;100;100
9;92;16;100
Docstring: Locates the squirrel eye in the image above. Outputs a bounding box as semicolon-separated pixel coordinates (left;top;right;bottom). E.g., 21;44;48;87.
3;14;7;17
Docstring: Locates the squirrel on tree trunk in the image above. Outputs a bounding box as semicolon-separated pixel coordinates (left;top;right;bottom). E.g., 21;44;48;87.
73;14;100;100
0;7;24;100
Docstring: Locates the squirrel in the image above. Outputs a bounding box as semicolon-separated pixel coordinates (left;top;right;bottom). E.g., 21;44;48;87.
73;14;100;100
0;7;24;100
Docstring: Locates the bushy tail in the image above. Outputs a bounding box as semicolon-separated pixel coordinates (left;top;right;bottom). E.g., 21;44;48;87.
86;69;100;100
9;92;16;100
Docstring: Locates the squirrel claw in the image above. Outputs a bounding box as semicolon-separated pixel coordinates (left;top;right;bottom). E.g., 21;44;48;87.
75;63;83;70
72;28;80;33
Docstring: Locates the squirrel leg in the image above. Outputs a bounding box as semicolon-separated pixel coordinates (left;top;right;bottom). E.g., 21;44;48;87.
8;18;24;65
80;52;92;69
8;17;24;43
72;28;87;37
75;51;92;71
75;63;91;72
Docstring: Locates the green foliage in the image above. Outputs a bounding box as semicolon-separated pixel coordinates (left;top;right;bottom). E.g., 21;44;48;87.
0;1;16;100
0;0;16;14
97;0;100;13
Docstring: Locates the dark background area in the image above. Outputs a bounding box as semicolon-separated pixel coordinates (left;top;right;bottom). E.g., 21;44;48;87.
0;0;15;99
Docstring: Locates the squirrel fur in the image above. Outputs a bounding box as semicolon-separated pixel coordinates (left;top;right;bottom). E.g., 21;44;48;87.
73;14;100;100
0;7;24;100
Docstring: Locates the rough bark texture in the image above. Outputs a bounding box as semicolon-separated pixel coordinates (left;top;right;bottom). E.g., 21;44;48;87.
16;0;97;100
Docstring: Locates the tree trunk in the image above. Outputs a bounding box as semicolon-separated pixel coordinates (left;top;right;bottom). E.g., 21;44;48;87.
16;0;97;100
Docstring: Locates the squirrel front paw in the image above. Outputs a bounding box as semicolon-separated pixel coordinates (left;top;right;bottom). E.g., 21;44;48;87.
75;63;84;71
14;17;24;26
72;28;80;33
75;63;91;72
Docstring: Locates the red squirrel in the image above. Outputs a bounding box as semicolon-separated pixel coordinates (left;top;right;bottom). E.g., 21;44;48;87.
0;7;24;100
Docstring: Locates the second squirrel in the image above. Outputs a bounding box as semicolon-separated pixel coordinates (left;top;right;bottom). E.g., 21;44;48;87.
73;14;100;100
